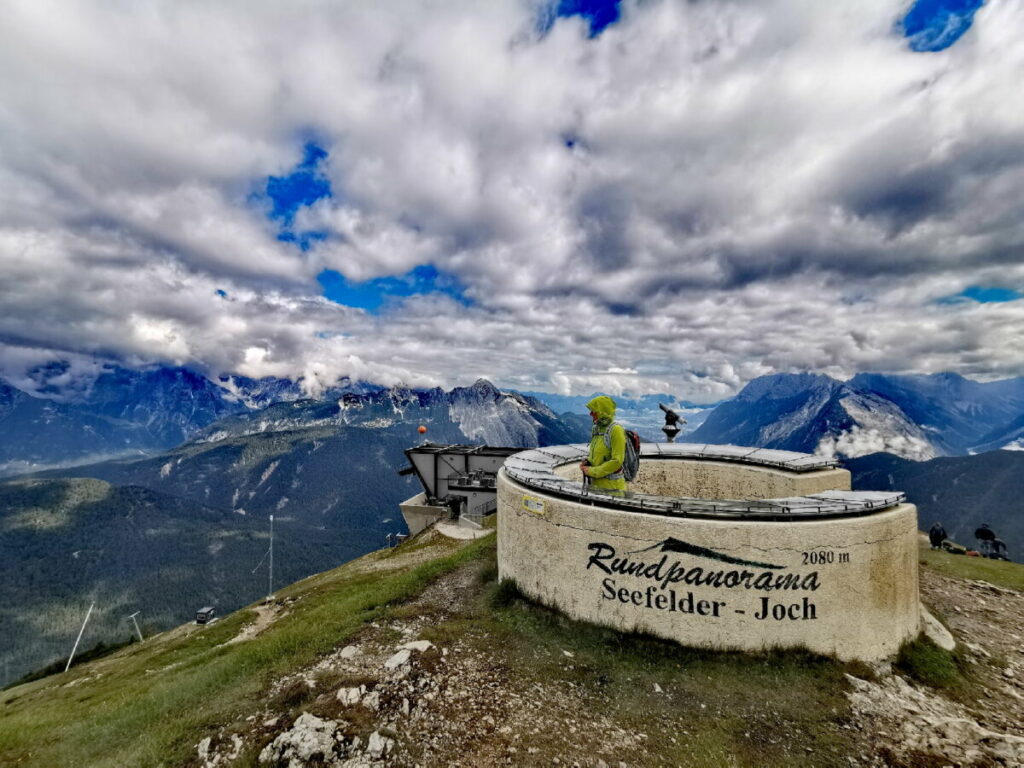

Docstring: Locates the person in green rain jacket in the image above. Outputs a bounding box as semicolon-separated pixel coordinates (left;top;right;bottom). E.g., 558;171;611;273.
580;395;627;496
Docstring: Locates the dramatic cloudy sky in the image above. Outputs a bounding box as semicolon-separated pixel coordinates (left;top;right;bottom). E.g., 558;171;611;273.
1;0;1021;401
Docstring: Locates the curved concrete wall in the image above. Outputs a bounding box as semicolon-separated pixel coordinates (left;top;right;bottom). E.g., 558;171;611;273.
498;468;919;661
554;459;851;500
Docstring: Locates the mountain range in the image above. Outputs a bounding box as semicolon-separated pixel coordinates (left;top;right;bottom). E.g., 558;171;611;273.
0;364;590;477
691;371;1024;460
521;391;714;440
6;363;1023;472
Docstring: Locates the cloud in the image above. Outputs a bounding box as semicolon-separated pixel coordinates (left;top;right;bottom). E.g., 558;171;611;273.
1;0;1022;401
816;427;935;462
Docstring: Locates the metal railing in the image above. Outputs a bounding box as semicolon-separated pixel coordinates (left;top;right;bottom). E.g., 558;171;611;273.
460;498;497;529
446;470;497;490
501;443;904;521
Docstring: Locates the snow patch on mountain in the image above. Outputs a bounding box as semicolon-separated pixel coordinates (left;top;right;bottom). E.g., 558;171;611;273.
215;375;305;409
258;461;280;486
362;418;397;428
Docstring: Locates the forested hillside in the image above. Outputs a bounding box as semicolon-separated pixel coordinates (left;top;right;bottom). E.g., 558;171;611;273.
0;476;360;684
848;450;1024;559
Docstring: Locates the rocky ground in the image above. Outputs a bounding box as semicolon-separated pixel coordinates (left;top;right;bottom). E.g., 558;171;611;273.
845;568;1024;767
196;555;648;768
192;537;1024;768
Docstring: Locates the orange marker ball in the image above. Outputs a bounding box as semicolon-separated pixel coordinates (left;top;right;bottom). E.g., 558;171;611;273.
418;425;427;434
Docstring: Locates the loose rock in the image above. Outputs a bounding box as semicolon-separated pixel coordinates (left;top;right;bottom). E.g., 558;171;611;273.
384;649;412;670
258;712;343;768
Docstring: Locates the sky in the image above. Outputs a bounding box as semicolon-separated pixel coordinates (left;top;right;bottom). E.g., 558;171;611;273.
0;0;1022;403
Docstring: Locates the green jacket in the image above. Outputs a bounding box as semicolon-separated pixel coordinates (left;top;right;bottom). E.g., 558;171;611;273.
585;395;626;495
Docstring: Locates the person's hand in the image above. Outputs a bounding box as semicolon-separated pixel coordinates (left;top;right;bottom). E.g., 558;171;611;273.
579;462;590;476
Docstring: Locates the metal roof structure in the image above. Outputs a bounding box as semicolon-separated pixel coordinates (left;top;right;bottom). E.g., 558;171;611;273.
406;443;523;457
502;443;905;521
401;443;517;512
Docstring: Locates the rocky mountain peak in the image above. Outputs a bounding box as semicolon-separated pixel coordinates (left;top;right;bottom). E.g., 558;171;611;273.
735;372;840;402
456;378;501;399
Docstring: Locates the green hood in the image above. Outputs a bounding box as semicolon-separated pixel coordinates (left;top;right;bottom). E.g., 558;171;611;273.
586;395;617;428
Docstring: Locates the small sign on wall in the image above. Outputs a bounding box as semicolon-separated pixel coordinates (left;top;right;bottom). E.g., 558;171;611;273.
522;496;545;516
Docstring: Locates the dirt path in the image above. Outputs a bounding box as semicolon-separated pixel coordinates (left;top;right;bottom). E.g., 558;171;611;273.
223;602;285;647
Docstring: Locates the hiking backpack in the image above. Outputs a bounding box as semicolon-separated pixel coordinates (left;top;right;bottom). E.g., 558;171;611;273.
602;424;641;482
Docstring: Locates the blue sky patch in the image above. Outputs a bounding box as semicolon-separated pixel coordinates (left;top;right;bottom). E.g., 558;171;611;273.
266;142;331;224
277;229;328;251
902;0;984;52
317;265;472;313
259;141;333;251
938;285;1022;304
960;285;1021;303
538;0;622;38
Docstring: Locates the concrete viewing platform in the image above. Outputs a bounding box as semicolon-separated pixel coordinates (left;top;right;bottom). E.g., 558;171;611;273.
497;442;919;661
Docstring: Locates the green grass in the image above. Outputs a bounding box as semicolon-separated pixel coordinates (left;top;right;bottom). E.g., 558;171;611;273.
7;636;138;689
0;534;490;768
918;541;1024;591
895;635;969;694
6;530;943;768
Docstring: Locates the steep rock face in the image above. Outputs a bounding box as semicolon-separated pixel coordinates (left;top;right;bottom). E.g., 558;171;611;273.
816;392;936;461
692;373;842;452
692;373;934;460
448;379;580;448
215;374;307;409
215;374;382;409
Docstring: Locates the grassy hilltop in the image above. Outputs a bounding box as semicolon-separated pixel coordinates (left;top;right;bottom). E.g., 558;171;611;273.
2;527;1023;767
